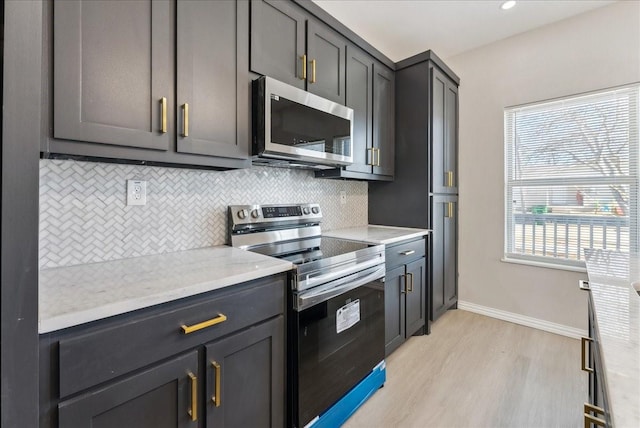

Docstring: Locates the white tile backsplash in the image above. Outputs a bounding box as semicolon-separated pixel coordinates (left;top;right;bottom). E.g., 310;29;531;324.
39;159;368;269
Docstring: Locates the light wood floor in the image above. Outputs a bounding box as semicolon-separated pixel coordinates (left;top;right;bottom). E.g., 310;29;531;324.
343;310;587;428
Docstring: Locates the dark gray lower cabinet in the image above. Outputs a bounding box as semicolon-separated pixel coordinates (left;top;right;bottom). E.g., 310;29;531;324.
58;351;198;428
384;238;427;356
206;316;284;427
40;274;286;428
431;195;458;321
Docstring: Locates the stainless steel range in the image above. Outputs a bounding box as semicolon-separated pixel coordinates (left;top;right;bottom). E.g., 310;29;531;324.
228;203;386;428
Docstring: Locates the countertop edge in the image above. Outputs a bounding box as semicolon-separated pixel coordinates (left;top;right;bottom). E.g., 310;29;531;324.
323;225;430;245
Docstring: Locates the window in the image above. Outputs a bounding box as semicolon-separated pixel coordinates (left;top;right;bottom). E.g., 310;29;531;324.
505;84;640;268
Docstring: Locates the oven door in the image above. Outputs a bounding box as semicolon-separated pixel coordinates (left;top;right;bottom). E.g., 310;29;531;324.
290;268;385;428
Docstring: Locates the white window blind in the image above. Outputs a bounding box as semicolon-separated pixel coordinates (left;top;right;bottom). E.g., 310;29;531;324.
505;84;640;268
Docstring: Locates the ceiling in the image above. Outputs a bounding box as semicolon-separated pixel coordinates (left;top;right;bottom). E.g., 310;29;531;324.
312;0;617;62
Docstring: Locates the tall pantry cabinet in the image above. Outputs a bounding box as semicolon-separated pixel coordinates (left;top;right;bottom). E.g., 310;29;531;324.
369;50;460;324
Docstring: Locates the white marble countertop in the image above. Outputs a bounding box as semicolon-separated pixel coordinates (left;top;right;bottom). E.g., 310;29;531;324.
584;250;640;427
323;225;429;245
39;246;293;334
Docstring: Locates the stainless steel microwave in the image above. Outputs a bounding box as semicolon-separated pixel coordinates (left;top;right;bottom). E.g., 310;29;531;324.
252;76;354;169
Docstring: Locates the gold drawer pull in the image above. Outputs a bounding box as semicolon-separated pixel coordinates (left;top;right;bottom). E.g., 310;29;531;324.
211;361;221;407
160;97;167;133
187;372;197;421
581;337;594;373
584;403;605;427
400;250;415;256
181;314;227;334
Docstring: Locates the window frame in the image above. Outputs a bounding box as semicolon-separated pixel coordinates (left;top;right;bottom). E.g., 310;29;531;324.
503;83;640;269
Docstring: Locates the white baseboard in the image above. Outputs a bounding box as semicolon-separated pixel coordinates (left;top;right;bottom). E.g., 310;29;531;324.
457;300;587;339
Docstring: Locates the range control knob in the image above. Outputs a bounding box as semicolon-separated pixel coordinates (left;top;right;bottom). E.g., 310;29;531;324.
303;207;311;215
311;206;320;214
251;209;260;219
237;209;248;219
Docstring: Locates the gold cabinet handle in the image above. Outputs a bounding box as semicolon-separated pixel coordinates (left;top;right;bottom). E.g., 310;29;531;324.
160;97;167;133
400;274;406;294
181;314;227;334
367;147;375;166
407;272;414;293
182;103;189;137
584;403;606;427
310;59;317;83
187;372;198;421
300;54;307;80
400;250;415;256
445;202;454;218
445;171;454;187
581;337;594;373
211;361;221;407
375;148;381;166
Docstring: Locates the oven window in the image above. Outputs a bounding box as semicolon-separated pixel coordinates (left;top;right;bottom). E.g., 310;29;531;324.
270;96;351;157
294;281;384;426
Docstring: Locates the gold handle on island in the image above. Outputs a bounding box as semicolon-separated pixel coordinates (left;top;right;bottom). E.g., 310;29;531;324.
407;272;414;293
583;403;605;427
211;361;221;407
581;337;594;373
160;97;167;133
187;372;198;421
181;313;227;334
311;59;317;83
400;250;415;256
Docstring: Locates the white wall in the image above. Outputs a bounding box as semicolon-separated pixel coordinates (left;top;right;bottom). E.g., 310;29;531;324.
447;1;640;331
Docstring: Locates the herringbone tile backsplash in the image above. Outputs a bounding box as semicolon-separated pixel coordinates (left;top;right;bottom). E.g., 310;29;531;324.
39;159;368;269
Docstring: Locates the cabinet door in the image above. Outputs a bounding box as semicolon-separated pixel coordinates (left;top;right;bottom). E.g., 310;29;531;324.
345;46;374;174
373;64;395;177
177;0;249;159
250;0;305;89
431;195;458;321
431;67;459;194
58;351;198;428
384;265;406;356
205;316;284;428
54;0;173;150
306;21;346;104
405;257;426;336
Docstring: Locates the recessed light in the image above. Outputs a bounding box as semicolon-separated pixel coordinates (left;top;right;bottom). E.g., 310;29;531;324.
501;1;516;10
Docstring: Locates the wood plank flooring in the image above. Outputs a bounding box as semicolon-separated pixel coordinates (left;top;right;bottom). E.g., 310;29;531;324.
343;310;587;428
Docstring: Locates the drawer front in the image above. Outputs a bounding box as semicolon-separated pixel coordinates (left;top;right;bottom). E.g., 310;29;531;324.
58;274;285;398
385;238;426;269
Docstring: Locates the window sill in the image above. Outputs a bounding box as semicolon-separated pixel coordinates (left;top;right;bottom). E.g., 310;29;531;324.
501;257;587;273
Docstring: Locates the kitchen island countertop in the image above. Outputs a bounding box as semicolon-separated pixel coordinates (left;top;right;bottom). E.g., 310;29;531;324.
584;250;640;428
39;246;292;334
323;225;429;245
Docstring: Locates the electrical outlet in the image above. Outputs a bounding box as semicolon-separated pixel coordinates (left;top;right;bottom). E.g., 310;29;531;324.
340;191;347;205
127;180;147;206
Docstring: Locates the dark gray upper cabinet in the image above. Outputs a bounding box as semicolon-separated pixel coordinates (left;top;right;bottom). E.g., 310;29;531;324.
250;0;306;90
53;0;173;151
49;0;250;170
431;195;458;322
176;0;249;159
431;67;459;194
315;47;394;181
373;63;395;177
250;0;346;104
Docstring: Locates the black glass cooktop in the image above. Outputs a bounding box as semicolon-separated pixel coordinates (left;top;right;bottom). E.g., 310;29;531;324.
249;236;369;265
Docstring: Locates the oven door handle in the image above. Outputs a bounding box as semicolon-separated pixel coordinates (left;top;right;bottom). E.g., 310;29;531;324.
299;255;384;291
295;265;385;311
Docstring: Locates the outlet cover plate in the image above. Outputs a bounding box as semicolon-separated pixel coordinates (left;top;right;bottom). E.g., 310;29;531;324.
127;180;147;206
